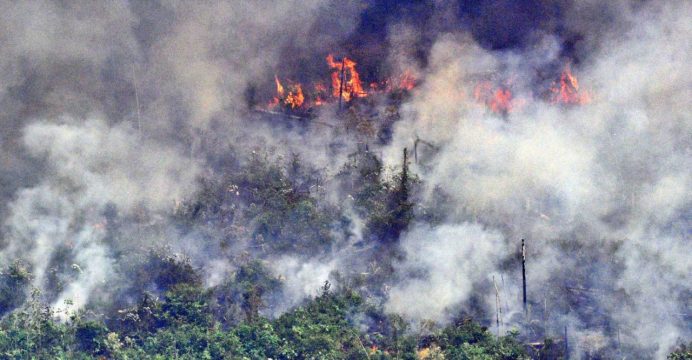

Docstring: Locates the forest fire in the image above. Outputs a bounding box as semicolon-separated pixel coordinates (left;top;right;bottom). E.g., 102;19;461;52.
473;64;591;113
265;54;418;112
397;70;416;91
326;54;368;102
474;82;518;114
267;56;591;115
550;64;592;105
269;76;305;109
2;1;688;358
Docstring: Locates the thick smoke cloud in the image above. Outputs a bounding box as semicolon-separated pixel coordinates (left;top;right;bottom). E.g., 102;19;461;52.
2;118;198;311
0;0;689;358
0;0;362;314
386;224;505;322
382;0;690;357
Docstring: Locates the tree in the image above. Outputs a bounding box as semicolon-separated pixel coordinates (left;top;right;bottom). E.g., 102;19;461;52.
0;260;32;316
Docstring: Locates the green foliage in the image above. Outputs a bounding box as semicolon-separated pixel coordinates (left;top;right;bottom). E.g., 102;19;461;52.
161;284;212;328
211;259;282;326
136;249;202;292
114;291;163;338
440;320;528;360
176;151;342;255
0;290;75;359
73;320;108;355
121;325;245;360
338;146;417;243
0;284;535;360
669;342;692;360
273;286;364;359
234;319;290;359
0;148;555;359
0;260;31;316
238;152;339;253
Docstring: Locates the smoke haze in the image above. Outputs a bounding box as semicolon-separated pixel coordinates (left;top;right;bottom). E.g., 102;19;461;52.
0;0;689;358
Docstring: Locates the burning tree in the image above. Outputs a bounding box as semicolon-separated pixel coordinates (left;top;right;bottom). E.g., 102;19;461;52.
549;64;592;105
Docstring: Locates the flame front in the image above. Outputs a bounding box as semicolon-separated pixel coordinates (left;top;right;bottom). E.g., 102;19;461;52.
285;84;304;109
474;82;516;114
550;64;591;105
397;70;416;91
264;54;421;112
326;54;367;102
275;75;284;96
269;75;304;109
264;56;594;114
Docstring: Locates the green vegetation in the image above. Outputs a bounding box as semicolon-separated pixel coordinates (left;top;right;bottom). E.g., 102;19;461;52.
668;342;692;360
0;144;684;359
0;280;530;359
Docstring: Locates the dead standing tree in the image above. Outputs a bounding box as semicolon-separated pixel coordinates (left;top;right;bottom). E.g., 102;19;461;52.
338;57;346;111
522;238;527;317
493;275;503;336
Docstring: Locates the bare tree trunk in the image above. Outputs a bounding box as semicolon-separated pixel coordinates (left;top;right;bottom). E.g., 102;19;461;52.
522;238;527;316
338;57;346;110
493;275;503;336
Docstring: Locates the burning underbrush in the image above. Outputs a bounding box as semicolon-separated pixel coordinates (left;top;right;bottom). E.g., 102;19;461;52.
262;54;418;117
260;54;592;119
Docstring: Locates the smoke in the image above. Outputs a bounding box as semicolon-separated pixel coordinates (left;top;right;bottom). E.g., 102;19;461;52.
269;256;338;314
0;0;363;314
386;223;505;322
0;0;688;357
2;118;198;311
382;0;690;357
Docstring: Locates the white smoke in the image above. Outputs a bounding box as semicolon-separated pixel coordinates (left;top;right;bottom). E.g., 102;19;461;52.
0;1;688;357
0;0;363;315
382;0;691;356
269;255;338;314
1;118;198;312
386;224;505;322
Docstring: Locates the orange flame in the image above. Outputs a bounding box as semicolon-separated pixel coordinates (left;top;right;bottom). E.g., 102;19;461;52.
326;54;367;102
285;84;304;109
268;75;284;109
397;70;416;91
474;81;516;114
275;75;284;96
314;82;327;93
313;82;327;106
266;56;419;111
550;64;591;105
269;75;304;109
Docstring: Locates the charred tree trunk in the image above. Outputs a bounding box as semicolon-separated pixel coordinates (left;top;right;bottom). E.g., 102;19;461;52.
381;148;412;243
400;148;409;199
338;57;346;110
522;238;527;316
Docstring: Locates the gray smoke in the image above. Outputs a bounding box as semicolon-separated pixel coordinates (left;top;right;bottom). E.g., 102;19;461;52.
382;1;690;357
0;1;689;358
0;0;361;313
